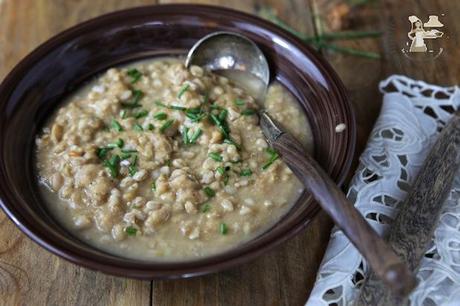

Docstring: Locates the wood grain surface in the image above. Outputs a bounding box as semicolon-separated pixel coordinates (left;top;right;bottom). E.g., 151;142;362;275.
0;0;459;305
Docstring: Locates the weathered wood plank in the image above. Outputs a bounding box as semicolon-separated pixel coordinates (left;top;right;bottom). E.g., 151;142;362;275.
0;1;156;305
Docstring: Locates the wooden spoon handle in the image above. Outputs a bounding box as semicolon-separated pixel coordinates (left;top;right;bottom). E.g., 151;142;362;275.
272;132;416;296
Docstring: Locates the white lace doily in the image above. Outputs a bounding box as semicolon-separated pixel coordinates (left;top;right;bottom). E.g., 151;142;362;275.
306;75;460;306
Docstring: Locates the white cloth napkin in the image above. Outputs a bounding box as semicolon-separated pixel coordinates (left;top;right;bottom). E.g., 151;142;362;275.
306;75;460;306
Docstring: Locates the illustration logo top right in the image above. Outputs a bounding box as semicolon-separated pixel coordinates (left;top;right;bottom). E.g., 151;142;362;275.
404;15;444;57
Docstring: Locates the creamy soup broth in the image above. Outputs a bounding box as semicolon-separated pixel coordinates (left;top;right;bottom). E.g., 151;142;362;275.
35;57;313;260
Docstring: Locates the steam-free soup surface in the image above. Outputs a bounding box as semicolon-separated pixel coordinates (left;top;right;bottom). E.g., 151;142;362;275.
36;57;313;260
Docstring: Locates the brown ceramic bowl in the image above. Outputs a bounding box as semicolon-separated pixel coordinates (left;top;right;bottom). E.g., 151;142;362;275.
0;4;355;279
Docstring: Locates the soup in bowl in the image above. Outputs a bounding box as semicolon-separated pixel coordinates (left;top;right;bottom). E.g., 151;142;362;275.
0;5;355;278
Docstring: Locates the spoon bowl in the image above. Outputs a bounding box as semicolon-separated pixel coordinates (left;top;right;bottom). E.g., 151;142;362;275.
185;31;270;99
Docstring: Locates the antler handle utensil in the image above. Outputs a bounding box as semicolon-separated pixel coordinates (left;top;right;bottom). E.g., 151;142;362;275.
260;111;417;297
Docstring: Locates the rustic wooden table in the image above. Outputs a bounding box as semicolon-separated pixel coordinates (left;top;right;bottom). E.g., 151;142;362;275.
0;0;458;305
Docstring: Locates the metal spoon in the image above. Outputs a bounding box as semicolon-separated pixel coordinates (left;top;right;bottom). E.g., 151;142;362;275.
186;32;416;297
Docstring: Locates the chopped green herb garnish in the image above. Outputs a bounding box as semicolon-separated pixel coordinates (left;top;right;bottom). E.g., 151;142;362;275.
200;203;211;213
189;128;202;144
234;99;245;106
240;169;253;176
151;180;156;191
121;149;137;153
104;154;120;177
241;108;257;116
209;152;223;162
134;109;148;119
182;126;190;145
127;68;142;84
125;226;137;236
107;138;124;149
219;223;228;235
209;114;230;138
155;101;186;111
121;89;143;108
120;109;128;119
216;166;230;185
159;119;175;133
147;123;155;131
185;110;206;122
96;147;113;159
216;166;225;175
204;186;215;198
133;123;143;132
177;84;190;99
153;112;168;120
262;148;280;170
129;155;138;176
171;105;187;111
218;109;228;122
111;119;123;132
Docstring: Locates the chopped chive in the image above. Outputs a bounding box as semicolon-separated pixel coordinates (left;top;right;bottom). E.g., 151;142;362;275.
216;166;225;175
128;155;138;176
185;112;206;122
155;101;167;108
186;107;202;114
147;123;155;131
240;169;253;176
209;152;223;162
155;101;187;111
127;68;142;84
177;84;190;98
121;149;137;153
189;128;202;144
200;203;211;213
120;109;128;119
209;114;229;138
125;226;137;236
134;109;148;119
241;108;257;116
234;99;245;106
151;180;156;191
153;112;168;120
133;123;143;131
223;174;229;185
262;148;280;170
104;154;120;177
182;126;190;145
218;109;228;121
159;119;175;133
219;223;228;235
171;105;187;111
121;89;143;108
111;119;123;132
204;186;215;198
96;147;113;159
107;138;124;148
